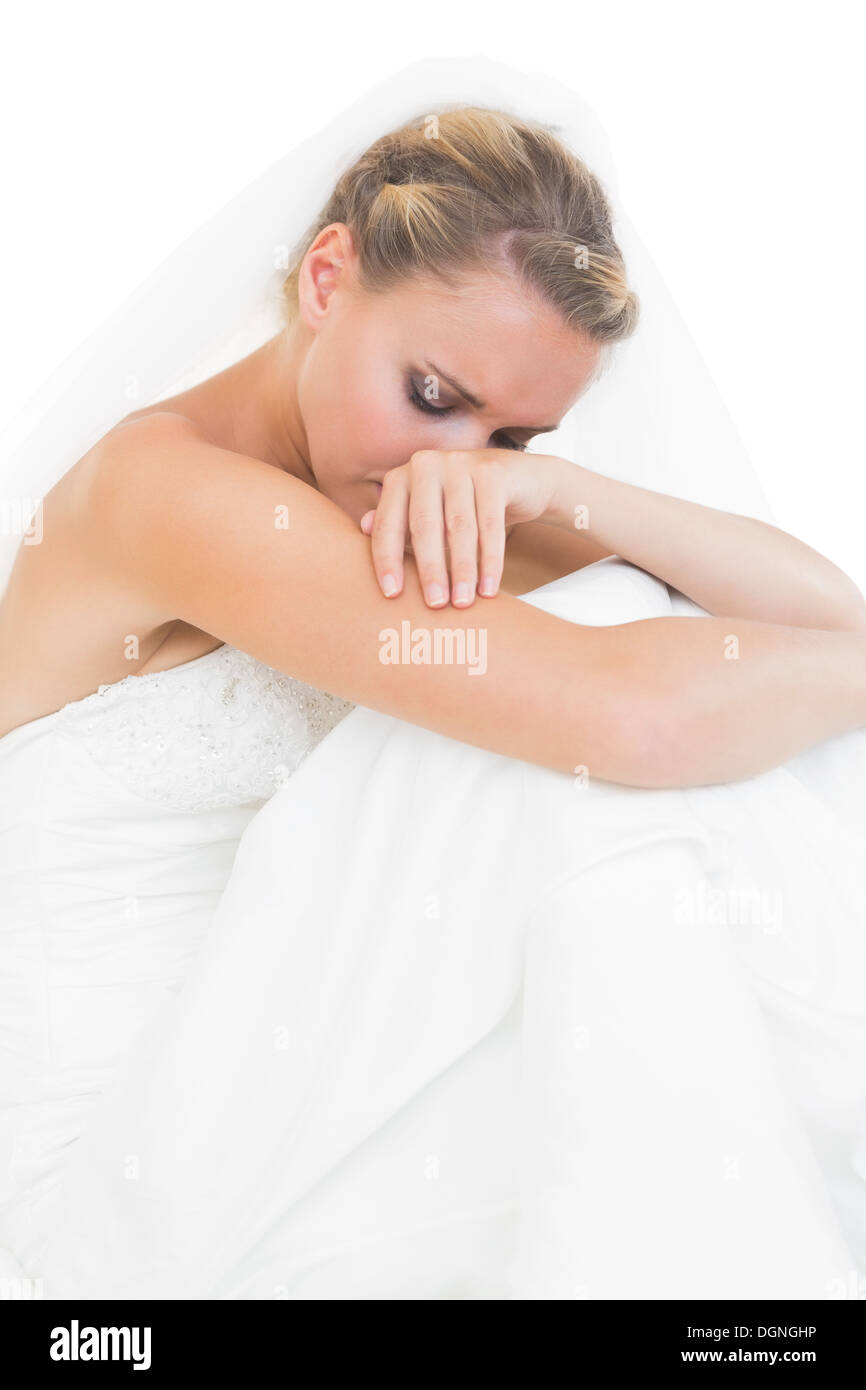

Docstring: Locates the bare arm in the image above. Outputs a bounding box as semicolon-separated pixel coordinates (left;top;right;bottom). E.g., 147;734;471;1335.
540;455;866;632
501;518;615;593
360;445;866;632
77;420;866;790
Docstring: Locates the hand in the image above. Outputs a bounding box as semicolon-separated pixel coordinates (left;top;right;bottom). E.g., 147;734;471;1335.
360;448;564;608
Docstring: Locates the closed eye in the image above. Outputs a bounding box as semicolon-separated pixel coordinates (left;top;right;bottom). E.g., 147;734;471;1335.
408;381;453;417
407;381;526;452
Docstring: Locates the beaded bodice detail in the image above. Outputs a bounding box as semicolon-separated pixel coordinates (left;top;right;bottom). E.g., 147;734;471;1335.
52;643;355;813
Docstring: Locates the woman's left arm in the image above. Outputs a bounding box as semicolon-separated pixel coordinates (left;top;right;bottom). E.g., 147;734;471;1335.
541;454;866;632
362;447;866;632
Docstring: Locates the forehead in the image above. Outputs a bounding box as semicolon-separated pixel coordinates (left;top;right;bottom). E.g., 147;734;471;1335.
367;267;601;419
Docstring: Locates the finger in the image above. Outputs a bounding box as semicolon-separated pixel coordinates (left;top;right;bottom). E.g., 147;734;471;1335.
474;469;507;597
360;509;375;535
408;462;449;608
370;470;410;596
443;467;479;607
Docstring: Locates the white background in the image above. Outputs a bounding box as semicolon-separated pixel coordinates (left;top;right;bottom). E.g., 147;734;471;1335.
2;0;864;590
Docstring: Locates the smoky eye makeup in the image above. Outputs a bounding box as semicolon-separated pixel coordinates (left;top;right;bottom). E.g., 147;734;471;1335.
407;374;453;415
405;372;527;451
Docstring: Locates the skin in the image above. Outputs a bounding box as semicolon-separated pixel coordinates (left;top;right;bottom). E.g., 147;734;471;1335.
1;221;866;788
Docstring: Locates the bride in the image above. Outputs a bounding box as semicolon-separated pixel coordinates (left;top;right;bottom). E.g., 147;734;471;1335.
2;62;866;1301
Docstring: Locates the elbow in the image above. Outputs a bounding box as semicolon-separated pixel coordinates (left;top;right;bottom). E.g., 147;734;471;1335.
612;702;706;790
575;631;686;790
591;685;683;790
814;572;866;633
819;599;866;634
838;590;866;633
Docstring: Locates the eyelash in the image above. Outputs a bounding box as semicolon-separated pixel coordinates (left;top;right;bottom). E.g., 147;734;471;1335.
407;381;526;452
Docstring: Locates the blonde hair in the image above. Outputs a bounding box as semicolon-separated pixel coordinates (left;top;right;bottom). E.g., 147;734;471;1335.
280;104;639;347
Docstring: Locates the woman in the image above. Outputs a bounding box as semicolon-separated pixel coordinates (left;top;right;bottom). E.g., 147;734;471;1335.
2;98;866;1300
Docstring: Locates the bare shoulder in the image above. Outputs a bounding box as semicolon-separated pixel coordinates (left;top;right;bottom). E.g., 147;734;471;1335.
111;408;206;439
70;412;207;520
85;410;313;511
84;410;210;491
80;411;357;624
0;414;230;734
81;411;329;547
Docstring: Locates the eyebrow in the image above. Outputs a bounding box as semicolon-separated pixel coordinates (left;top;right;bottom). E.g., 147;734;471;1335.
424;359;559;435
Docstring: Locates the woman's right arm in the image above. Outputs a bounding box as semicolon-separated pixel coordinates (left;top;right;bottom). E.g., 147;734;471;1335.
78;418;866;789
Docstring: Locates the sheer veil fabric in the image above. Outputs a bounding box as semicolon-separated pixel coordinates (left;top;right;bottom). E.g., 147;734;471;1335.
2;59;866;1300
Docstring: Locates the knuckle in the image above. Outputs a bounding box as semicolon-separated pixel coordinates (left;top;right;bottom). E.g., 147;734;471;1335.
380;468;400;492
372;516;404;537
371;535;403;559
476;454;505;477
409;510;442;539
409;449;439;472
444;510;475;535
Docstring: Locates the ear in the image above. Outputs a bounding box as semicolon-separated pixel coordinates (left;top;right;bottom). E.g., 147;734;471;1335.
297;223;358;330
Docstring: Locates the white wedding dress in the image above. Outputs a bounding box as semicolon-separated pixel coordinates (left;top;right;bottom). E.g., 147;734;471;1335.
2;556;866;1301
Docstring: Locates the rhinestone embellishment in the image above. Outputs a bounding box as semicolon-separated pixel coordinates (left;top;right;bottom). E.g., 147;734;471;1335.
54;645;354;812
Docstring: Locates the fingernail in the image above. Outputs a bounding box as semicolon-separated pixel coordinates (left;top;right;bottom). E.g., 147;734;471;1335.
453;581;472;605
382;573;399;597
479;576;497;596
426;583;446;606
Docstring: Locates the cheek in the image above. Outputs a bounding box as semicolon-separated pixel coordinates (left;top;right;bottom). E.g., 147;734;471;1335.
306;355;417;480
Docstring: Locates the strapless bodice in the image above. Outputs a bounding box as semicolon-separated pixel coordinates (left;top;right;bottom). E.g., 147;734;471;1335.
0;642;354;813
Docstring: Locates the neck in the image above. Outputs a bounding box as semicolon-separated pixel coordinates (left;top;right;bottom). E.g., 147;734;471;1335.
181;321;317;487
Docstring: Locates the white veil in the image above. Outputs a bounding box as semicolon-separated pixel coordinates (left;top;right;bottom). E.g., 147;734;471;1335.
0;54;776;602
